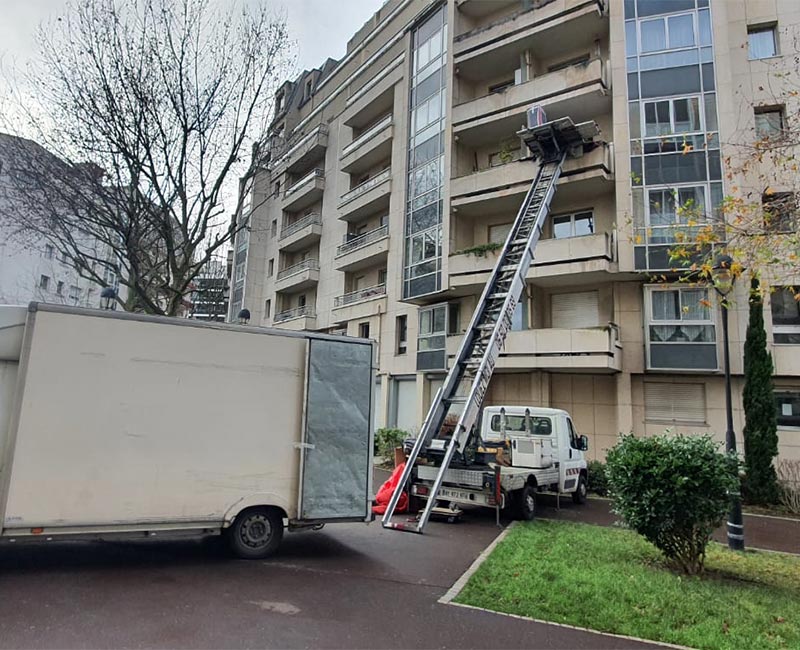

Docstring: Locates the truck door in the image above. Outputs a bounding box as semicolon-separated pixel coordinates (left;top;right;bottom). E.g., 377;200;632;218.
298;338;374;521
561;417;583;492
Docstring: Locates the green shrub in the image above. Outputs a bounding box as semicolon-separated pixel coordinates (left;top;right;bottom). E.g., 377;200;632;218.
586;460;608;496
375;428;409;461
605;433;739;575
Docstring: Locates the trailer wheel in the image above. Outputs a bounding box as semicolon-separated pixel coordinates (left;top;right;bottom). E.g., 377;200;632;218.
227;507;284;559
572;474;588;505
517;485;536;521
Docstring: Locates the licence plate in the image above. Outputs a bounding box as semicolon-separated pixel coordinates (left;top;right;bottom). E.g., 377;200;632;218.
438;487;477;502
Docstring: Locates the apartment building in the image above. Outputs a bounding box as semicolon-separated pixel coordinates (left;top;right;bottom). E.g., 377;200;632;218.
231;0;800;461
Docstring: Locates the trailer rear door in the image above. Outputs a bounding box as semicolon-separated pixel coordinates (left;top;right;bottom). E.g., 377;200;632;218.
298;338;373;521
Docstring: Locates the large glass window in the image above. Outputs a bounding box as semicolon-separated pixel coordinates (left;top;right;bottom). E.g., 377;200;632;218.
640;13;695;53
646;185;706;242
552;211;594;239
771;286;800;344
417;304;448;371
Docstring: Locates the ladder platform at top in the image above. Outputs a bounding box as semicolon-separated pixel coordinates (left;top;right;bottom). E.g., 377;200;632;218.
518;116;600;162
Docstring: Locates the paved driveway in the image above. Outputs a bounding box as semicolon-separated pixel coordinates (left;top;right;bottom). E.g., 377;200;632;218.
0;502;659;649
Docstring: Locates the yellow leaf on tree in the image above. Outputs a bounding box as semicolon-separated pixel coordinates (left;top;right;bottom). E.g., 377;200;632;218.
764;187;775;195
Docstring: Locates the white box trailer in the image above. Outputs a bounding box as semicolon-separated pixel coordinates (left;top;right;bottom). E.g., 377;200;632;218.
0;303;375;558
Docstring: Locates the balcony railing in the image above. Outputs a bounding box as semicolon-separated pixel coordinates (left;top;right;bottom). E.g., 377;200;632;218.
280;213;322;240
274;305;316;323
336;224;389;256
340;168;391;205
333;283;387;308
342;115;393;158
284;168;324;198
277;258;320;281
269;125;328;169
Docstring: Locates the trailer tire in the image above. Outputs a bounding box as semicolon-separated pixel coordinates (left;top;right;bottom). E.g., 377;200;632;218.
227;507;284;559
572;474;588;505
517;485;536;521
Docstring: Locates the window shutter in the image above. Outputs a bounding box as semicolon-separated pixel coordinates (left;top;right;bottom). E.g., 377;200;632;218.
551;291;600;328
394;379;417;433
644;382;706;423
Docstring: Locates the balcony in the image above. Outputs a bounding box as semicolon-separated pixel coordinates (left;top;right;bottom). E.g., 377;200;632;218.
446;324;622;372
334;224;390;272
449;231;616;292
282;168;325;212
331;284;387;324
279;213;323;252
340;115;394;175
273;305;317;331
270;125;328;175
275;259;320;292
450;145;613;217
453;58;609;149
338;168;392;222
454;0;606;75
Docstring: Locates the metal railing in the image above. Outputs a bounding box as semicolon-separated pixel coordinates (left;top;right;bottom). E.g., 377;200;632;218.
284;168;324;198
341;114;393;158
339;167;391;205
269;124;328;169
274;305;316;323
333;283;387;308
336;224;389;256
280;213;322;240
276;258;320;281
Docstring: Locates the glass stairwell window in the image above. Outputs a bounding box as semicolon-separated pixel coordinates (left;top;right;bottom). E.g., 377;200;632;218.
417;304;447;371
646;286;717;370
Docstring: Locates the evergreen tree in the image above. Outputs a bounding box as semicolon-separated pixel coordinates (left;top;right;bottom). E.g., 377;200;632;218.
742;277;779;504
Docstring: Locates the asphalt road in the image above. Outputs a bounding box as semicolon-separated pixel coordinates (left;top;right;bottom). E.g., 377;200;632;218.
0;501;660;649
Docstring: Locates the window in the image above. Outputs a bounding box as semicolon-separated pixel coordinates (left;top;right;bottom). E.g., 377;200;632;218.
271;219;277;237
275;91;284;113
640;13;695;53
378;269;388;286
646;185;707;242
551;291;599;329
359;322;370;339
417;304;447;370
762;192;797;233
274;181;281;198
396;315;408;355
552;211;594;239
771;286;800;344
60;252;68;263
488;223;512;244
305;78;313;100
268;259;274;277
547;53;590;73
776;391;800;428
488;79;514;94
69;285;81;303
643;97;701;137
489;415;552;436
644;382;706;423
748;25;778;60
297;294;306;308
56;281;64;295
39;275;50;291
489;148;520;167
754;107;785;139
646;286;717;370
44;244;54;259
447;302;460;336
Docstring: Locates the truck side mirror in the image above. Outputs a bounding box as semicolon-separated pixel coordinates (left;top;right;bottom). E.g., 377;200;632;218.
579;435;589;451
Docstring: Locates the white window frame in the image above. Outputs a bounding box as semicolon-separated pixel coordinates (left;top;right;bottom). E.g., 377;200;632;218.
644;285;718;371
642;95;704;140
551;210;595;239
644;183;709;242
748;25;778;60
638;12;697;55
770;286;800;344
754;107;785;139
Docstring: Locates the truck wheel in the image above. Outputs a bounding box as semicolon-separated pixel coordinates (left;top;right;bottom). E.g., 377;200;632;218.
517;485;536;521
227;507;284;559
572;474;588;505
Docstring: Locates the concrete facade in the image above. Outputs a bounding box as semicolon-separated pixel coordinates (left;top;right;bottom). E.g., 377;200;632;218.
232;0;800;461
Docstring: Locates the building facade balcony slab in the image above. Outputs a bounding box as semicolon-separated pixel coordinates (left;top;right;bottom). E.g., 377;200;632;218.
282;169;325;212
334;225;390;272
331;285;387;324
340;115;394;175
274;259;320;292
338;168;392;222
278;213;323;253
446;324;622;373
452;58;609;148
273;306;317;331
448;231;617;292
271;125;328;175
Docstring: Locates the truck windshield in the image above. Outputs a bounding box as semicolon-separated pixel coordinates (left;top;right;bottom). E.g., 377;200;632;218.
490;415;552;435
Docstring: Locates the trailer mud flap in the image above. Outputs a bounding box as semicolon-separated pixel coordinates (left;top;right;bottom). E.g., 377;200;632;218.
299;339;373;520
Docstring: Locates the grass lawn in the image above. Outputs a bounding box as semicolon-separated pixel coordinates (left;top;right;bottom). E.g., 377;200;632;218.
455;520;799;650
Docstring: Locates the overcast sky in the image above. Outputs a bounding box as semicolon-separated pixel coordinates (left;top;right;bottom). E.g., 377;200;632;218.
0;0;385;86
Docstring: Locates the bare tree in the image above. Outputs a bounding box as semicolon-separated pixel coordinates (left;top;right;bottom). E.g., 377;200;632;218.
1;0;291;315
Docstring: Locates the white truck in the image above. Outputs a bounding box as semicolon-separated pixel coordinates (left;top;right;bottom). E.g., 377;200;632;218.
407;406;588;521
0;303;375;558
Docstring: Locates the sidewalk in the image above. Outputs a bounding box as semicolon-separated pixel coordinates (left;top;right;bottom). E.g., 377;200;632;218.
538;495;800;555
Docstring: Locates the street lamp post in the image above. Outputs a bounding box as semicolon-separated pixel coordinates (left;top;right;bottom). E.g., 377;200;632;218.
710;254;745;551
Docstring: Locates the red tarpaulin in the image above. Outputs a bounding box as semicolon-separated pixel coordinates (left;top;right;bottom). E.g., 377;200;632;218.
372;462;408;514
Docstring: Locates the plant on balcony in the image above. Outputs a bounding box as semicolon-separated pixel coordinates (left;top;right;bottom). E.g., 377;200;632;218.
742;276;780;505
452;242;503;257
